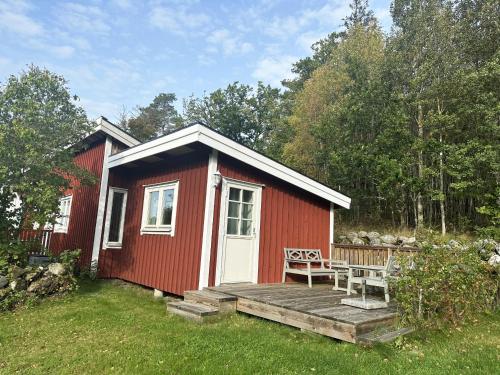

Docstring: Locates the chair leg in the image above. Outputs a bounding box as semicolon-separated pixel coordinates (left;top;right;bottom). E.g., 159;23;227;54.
384;284;390;303
307;274;312;288
282;270;286;284
334;271;339;290
347;268;352;295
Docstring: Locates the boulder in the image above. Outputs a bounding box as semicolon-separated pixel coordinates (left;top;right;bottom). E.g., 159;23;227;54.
25;268;44;283
397;236;408;244
27;275;60;296
10;279;27;292
347;232;358;242
10;265;26;279
0;288;11;301
404;237;416;245
48;263;67;276
352;238;365;245
358;231;368;238
0;275;8;289
367;231;380;240
370;237;382;246
488;254;500;267
448;239;461;248
380;234;397;245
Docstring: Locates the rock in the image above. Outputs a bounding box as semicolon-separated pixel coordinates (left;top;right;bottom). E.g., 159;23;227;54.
367;231;380;240
352;238;365;245
10;279;27;292
380;234;397;245
404;237;416;245
448;239;461;248
488;254;500;266
347;232;358;242
25;268;44;283
397;236;408;244
27;276;60;296
358;231;368;238
0;275;8;289
370;237;382;246
0;288;11;301
48;263;67;276
10;265;26;279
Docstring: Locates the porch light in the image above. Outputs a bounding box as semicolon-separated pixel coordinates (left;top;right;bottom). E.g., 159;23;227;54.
212;171;222;187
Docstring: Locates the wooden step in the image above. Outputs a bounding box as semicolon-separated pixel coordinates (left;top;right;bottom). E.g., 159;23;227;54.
185;290;237;313
167;301;219;323
357;327;414;345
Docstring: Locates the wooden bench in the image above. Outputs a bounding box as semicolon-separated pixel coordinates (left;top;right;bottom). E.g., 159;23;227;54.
282;248;348;288
346;256;398;302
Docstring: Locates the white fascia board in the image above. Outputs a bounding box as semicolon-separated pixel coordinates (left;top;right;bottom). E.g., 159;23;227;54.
96;117;140;147
106;124;351;208
197;128;351;208
107;125;201;168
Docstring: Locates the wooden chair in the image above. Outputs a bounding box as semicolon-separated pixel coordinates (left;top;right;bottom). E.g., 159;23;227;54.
346;256;398;302
282;248;348;288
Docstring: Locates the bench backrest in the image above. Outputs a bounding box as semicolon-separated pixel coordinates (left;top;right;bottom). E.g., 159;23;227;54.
284;248;323;262
385;255;397;273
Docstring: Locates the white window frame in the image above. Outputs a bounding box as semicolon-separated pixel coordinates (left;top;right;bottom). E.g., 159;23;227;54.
103;187;128;249
140;181;179;236
54;195;72;233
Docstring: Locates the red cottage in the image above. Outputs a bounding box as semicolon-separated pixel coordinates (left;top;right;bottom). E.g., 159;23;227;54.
50;117;351;296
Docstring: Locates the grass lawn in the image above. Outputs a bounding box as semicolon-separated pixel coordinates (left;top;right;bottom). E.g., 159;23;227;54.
0;280;499;374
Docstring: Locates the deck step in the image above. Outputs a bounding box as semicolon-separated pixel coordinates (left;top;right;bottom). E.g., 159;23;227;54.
185;289;237;313
167;301;219;322
358;327;414;344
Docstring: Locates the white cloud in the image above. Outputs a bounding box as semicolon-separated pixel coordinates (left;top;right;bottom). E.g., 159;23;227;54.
149;4;210;35
55;3;110;34
252;55;297;87
112;0;133;10
0;0;43;36
206;29;254;56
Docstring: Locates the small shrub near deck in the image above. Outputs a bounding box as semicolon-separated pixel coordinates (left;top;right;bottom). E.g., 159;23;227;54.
393;245;498;327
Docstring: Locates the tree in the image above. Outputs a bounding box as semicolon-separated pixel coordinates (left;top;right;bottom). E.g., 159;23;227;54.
343;0;376;29
124;93;182;141
0;66;94;240
183;82;287;154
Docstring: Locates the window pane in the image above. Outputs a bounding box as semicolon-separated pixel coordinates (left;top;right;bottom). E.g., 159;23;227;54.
147;191;159;225
108;192;124;242
227;218;239;235
241;219;252;235
161;189;174;225
242;190;253;203
229;187;240;201
241;203;252;219
227;202;240;218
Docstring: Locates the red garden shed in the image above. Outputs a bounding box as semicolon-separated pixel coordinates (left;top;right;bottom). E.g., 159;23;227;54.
50;117;351;296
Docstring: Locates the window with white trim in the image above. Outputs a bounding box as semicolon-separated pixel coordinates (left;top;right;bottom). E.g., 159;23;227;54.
103;187;128;248
141;181;179;235
54;195;72;233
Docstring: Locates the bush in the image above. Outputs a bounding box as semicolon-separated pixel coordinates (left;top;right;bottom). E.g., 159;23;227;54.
0;240;32;274
392;245;498;328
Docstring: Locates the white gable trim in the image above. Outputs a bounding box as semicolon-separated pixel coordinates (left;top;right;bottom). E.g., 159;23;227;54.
107;124;351;208
95;117;140;148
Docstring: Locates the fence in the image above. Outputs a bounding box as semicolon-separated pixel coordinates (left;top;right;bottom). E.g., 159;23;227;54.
331;243;419;266
18;229;52;255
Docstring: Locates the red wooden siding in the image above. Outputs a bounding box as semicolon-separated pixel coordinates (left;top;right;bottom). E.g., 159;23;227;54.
49;141;105;268
98;152;209;296
208;153;331;286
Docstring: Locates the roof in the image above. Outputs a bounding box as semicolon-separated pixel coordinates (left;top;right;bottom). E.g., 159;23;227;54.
107;123;351;208
94;116;141;147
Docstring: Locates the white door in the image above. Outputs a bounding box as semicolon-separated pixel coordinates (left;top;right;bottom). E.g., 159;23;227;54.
217;179;262;284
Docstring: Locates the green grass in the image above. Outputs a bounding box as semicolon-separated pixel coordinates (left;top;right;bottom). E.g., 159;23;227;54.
0;280;499;374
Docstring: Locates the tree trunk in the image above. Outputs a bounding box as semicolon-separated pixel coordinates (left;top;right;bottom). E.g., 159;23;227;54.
437;100;446;236
416;104;425;229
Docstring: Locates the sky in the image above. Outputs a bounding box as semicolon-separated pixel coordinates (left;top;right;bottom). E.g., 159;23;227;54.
0;0;392;121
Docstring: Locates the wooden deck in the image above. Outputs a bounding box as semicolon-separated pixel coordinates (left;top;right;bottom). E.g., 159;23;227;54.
207;283;399;343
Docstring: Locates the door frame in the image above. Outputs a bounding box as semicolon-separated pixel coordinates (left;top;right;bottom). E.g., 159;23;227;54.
215;177;263;286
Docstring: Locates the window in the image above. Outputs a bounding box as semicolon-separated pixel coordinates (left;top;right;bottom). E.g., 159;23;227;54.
141;181;179;235
103;187;128;248
226;187;254;236
54;195;72;233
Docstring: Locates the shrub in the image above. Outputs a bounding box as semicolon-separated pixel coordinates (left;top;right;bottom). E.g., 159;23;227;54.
392;245;498;328
0;240;32;274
